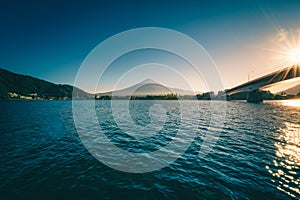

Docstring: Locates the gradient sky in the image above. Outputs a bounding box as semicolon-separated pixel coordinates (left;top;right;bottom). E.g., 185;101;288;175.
1;0;300;92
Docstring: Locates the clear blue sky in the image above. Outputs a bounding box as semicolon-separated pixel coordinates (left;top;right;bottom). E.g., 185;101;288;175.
1;0;300;92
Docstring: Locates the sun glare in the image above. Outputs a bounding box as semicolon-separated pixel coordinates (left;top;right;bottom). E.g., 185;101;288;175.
287;47;300;64
267;28;300;67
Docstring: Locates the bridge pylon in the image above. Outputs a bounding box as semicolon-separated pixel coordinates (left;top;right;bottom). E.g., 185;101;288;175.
247;89;263;103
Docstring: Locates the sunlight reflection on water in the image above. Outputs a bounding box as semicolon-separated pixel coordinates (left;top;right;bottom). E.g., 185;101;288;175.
266;122;300;199
281;99;300;107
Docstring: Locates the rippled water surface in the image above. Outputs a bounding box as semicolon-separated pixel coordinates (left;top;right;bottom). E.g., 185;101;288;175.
1;100;299;199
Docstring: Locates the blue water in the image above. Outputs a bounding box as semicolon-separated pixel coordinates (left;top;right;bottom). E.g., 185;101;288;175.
0;100;299;199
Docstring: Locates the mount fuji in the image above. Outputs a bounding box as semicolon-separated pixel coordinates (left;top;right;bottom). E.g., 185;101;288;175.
96;79;196;97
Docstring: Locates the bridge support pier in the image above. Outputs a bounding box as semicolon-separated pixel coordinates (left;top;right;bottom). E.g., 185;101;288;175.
247;90;263;103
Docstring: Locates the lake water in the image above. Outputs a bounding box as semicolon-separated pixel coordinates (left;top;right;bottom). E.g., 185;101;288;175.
0;100;299;199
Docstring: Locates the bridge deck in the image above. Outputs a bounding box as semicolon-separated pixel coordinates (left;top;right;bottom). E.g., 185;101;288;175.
226;64;300;95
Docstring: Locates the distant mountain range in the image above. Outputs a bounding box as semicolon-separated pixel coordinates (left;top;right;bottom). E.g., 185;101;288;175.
0;68;195;100
0;68;90;100
1;68;299;100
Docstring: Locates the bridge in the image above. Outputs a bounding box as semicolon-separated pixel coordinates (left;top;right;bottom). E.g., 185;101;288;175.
225;64;300;102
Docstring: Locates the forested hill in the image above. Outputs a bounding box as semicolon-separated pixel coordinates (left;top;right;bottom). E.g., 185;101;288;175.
0;68;90;100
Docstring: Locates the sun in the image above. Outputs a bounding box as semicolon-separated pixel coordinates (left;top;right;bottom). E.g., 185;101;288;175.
267;28;300;66
287;47;300;64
